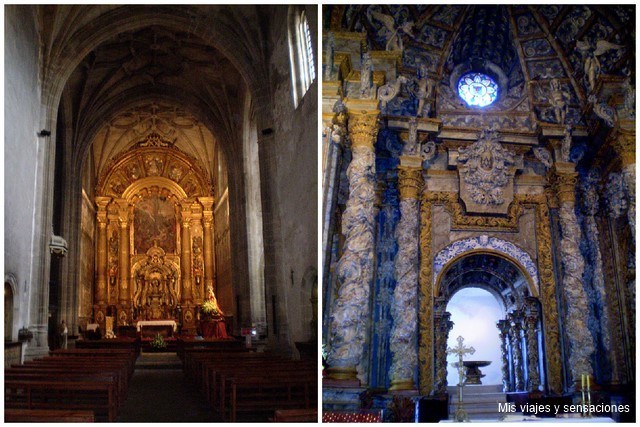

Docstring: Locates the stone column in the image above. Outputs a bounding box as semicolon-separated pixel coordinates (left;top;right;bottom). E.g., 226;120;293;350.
434;301;454;394
524;298;541;392
326;100;380;383
389;158;423;391
509;311;525;391
551;162;595;385
199;197;217;293
117;201;131;310
497;319;511;392
180;202;194;304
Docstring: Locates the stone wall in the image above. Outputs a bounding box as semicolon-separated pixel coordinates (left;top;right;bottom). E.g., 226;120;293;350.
4;5;43;337
265;5;318;347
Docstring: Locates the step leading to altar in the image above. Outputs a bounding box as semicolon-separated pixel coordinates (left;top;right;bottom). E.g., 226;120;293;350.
448;384;507;420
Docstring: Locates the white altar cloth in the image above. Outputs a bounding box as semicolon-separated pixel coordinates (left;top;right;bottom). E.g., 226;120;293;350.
440;417;614;423
136;320;177;332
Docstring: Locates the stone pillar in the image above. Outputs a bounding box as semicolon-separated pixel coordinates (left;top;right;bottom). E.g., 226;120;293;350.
509;311;525;391
497;319;511;392
199;197;217;293
180;202;194;304
434;301;454;394
551;162;595;386
326;100;380;383
524;298;541;392
117;201;131;310
389;159;423;391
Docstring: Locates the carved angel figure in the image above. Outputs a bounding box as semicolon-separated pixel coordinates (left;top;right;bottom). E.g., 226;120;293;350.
371;11;414;51
575;39;624;93
416;67;436;118
549;78;569;125
360;52;374;98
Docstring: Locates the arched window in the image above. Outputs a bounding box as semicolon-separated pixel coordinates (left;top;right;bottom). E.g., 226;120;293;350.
289;7;316;107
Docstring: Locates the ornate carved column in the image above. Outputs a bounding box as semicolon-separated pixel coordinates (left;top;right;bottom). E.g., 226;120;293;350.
497;319;511;392
389;155;423;391
199;197;217;293
180;202;194;304
326;100;380;383
508;311;525;392
524;298;541;392
116;200;131;312
580;172;613;377
551;162;595;385
434;299;454;394
94;197;111;333
94;197;111;305
613;128;635;242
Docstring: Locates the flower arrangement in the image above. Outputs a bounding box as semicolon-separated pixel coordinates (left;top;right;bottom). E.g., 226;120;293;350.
150;333;167;350
201;299;221;317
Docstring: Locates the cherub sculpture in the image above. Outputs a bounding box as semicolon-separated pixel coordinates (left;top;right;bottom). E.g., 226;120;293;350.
371;11;414;52
575;39;624;93
549;78;569;125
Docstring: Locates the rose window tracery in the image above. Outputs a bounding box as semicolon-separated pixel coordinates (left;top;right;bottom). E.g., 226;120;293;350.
458;72;499;107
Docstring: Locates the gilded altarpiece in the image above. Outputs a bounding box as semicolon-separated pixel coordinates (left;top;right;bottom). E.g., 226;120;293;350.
93;134;216;333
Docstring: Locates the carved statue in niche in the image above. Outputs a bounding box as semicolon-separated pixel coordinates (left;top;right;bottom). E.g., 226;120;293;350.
108;230;119;297
416;64;436;118
133;243;180;320
457;126;516;215
192;236;204;299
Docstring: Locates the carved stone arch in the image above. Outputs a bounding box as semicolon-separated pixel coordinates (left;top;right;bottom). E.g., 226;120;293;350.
433;235;540;298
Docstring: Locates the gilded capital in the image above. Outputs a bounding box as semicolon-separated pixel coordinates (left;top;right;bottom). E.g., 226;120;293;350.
551;163;578;204
398;166;423;200
613;130;636;167
348;110;380;149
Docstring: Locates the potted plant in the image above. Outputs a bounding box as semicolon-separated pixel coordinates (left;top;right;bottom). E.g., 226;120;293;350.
149;333;167;351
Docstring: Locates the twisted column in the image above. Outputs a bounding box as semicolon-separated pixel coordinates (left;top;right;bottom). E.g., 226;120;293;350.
509;311;525;391
613;129;635;242
327;102;380;383
497;319;511;392
389;163;423;391
552;162;595;385
434;305;454;394
524;299;541;392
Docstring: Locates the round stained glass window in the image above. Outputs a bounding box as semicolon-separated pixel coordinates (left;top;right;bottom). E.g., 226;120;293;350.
458;72;499;107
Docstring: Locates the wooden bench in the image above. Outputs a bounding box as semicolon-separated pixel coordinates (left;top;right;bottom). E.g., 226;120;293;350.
273;408;318;422
4;408;95;422
5;379;117;422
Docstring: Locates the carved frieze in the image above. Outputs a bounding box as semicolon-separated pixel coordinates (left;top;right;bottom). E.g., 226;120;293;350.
456;128;517;214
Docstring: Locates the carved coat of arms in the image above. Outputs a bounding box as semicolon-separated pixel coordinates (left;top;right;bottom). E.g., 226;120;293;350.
457;128;516;214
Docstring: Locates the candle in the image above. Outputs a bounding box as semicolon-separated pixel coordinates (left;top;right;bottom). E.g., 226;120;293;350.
581;374;585;389
587;374;590;390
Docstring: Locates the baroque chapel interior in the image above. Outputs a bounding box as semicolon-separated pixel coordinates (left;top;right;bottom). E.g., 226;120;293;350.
5;5;318;422
322;4;635;423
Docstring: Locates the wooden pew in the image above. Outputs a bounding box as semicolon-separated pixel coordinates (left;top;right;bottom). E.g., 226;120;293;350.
5;379;117;422
273;408;318;422
4;408;95;422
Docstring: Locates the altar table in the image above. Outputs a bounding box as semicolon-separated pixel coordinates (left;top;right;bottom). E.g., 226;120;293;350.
136;320;177;333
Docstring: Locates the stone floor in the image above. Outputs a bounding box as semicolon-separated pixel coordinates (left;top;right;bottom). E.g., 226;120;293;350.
117;352;218;422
